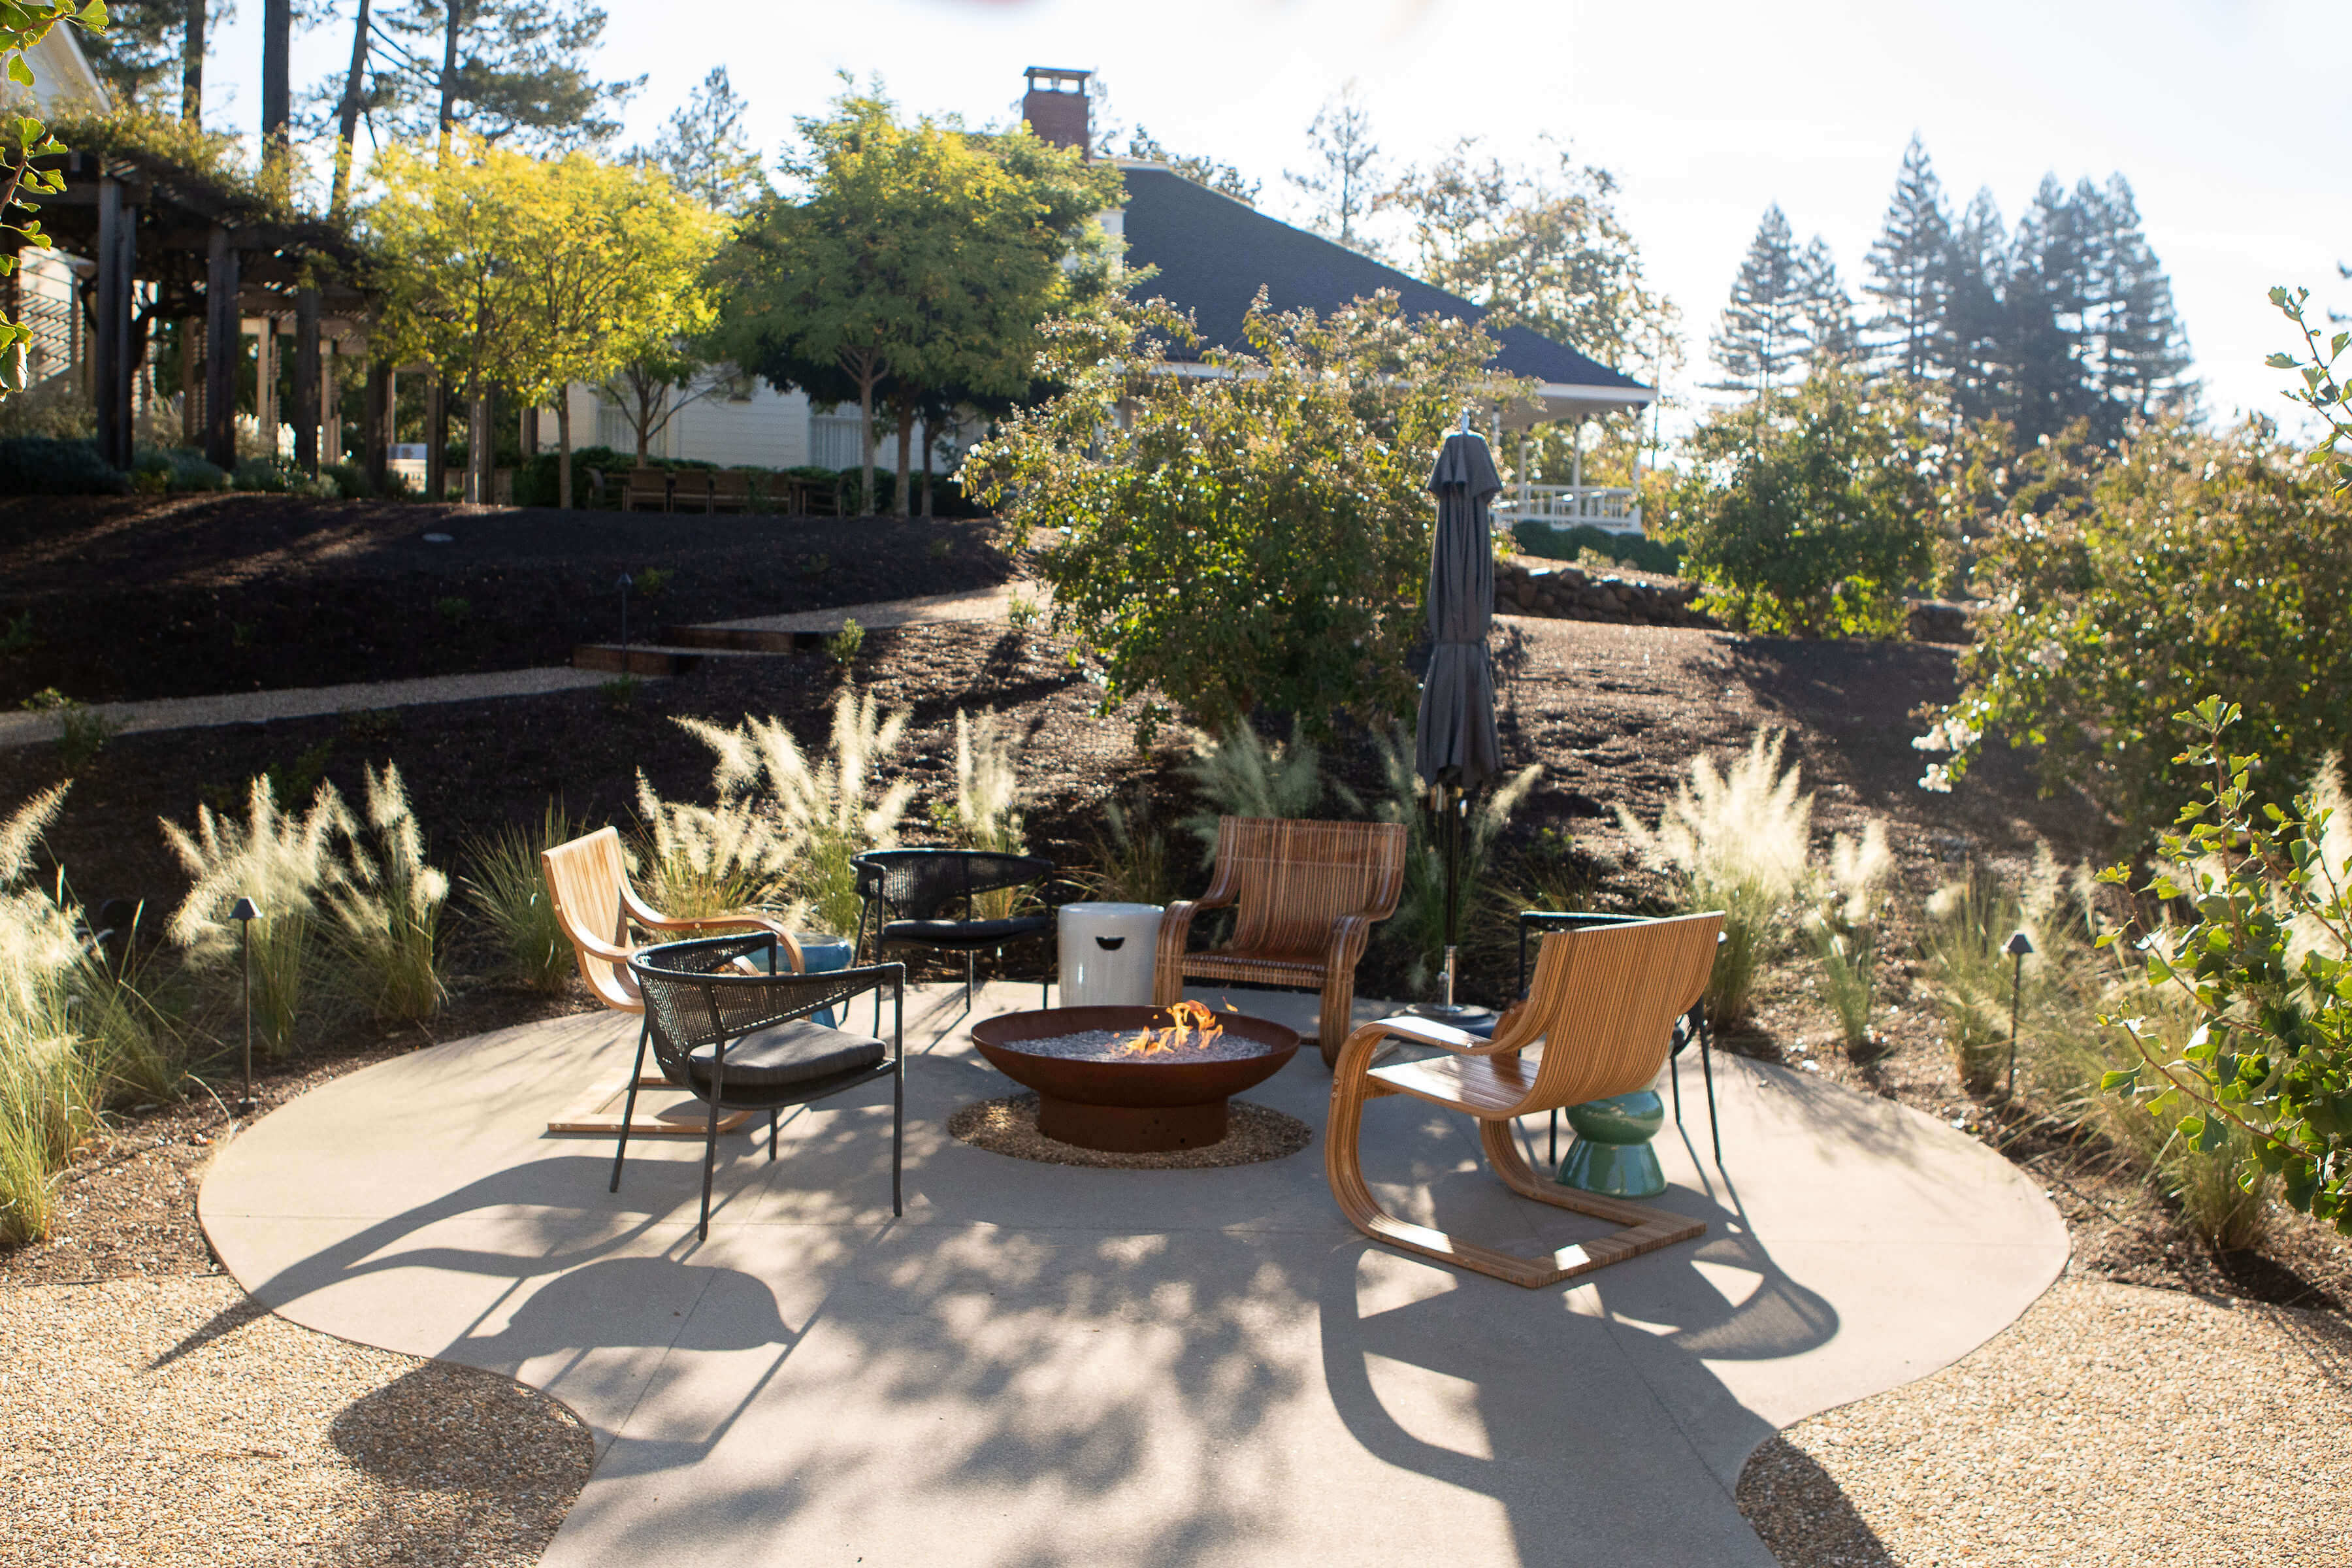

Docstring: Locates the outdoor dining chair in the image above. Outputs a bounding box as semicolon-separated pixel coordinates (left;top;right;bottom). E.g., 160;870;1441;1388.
1326;911;1722;1288
852;848;1060;1018
1154;816;1407;1066
1519;910;1725;1166
710;469;752;514
624;934;904;1238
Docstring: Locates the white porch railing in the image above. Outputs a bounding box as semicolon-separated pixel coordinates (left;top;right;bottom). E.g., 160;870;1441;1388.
1490;482;1643;535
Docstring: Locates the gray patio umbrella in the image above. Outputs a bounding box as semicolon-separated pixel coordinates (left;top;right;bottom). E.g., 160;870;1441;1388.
1413;421;1503;1017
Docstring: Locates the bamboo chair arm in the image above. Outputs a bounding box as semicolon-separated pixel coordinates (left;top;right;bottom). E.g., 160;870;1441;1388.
566;928;638;966
1156;898;1209;968
620;887;804;971
1344;1014;1526;1059
1322;912;1379;966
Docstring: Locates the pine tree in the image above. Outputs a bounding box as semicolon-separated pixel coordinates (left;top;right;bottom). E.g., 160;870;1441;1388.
1941;188;2010;424
2082;175;2195;433
2005;174;2092;445
1795;236;1857;369
367;1;644;153
644;67;770;214
1864;135;1953;382
1282;82;1382;252
1708;203;1806;399
81;1;186;107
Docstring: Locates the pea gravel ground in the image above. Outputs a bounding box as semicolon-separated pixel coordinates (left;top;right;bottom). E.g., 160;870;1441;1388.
1737;1273;2352;1567
0;1273;591;1567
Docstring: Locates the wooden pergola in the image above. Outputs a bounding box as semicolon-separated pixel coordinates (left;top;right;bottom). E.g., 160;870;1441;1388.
33;147;388;483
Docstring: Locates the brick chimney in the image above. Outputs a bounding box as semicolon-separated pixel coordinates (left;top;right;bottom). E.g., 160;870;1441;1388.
1022;67;1092;157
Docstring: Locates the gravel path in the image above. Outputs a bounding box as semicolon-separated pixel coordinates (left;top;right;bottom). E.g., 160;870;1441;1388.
0;1275;590;1567
1738;1274;2352;1567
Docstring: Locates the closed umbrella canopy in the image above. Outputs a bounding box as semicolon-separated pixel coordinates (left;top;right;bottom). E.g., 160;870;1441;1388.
1414;429;1503;793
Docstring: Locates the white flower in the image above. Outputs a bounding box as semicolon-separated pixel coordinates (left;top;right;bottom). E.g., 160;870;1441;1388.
1918;763;1954;794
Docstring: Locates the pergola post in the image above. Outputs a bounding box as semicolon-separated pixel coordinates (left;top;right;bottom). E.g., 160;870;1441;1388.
94;173;137;471
293;286;320;477
204;225;239;470
364;355;391;493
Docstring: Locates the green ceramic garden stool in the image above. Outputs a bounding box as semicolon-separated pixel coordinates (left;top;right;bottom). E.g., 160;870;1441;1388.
1554;1090;1668;1198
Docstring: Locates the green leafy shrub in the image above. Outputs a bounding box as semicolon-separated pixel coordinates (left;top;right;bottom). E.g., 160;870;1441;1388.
1617;730;1815;1026
131;446;231;494
966;292;1531;742
1511;520;1683;575
1659;367;1939;638
2096;698;2352;1234
512;444;634;508
461;799;583;992
20;689;117;773
824;617;864;669
0;437;128;497
1916;419;2352;835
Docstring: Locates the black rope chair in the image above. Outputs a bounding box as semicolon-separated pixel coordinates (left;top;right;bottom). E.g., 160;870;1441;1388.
1516;911;1724;1167
622;933;904;1239
852;849;1061;1016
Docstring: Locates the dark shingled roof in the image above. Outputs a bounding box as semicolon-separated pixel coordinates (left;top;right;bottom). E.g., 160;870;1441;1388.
1114;163;1648;395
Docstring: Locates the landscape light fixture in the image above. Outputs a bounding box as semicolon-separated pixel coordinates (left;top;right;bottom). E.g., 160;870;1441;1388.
2004;929;2034;1101
231;897;259;1115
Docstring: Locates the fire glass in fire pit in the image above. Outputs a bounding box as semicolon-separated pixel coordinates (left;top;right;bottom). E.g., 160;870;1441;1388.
970;1002;1301;1153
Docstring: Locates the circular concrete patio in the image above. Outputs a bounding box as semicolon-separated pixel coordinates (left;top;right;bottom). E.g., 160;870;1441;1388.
200;982;2065;1567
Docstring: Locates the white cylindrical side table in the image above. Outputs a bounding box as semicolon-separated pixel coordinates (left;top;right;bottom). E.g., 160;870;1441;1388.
1057;902;1164;1007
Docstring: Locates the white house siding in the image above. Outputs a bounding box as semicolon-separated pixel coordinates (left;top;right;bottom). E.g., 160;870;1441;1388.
559;379;810;468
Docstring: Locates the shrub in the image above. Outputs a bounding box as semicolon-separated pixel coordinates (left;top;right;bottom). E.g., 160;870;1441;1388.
461;798;583;992
942;709;1027;856
825;618;864;670
20;689;118;773
2095;698;2352;1235
1511;520;1684;576
1916;420;2352;836
1659;367;1939;638
1807;821;1893;1056
512;444;634;508
1616;730;1814;1026
965;291;1531;743
131;446;230;494
0;436;129;497
1175;721;1337;865
0;787;94;1245
1081;788;1177;907
320;764;448;1025
231;455;335;496
1367;728;1541;997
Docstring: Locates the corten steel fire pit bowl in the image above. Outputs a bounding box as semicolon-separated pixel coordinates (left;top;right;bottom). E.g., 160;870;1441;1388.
970;1005;1301;1153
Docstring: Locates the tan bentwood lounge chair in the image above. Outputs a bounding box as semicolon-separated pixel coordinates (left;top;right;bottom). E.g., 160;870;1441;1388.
1326;911;1723;1289
541;826;803;1020
1154;816;1407;1066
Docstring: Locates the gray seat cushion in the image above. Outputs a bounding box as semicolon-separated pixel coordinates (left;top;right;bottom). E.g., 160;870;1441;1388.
882;915;1052;949
689;1019;887;1094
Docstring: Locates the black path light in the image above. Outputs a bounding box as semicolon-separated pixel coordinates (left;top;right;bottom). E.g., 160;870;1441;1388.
2004;928;2034;1101
231;897;259;1116
616;571;634;670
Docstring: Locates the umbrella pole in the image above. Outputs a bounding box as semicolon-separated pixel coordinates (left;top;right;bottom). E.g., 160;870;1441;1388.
1441;783;1462;1009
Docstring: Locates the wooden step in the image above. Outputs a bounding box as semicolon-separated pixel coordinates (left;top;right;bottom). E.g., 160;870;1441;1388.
573;644;705;676
659;625;826;653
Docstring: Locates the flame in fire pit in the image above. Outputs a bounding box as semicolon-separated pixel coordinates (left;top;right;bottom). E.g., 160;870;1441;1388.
1113;1000;1227;1057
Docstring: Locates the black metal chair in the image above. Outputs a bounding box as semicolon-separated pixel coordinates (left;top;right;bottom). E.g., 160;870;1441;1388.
852;849;1060;1017
1517;911;1724;1166
621;933;904;1239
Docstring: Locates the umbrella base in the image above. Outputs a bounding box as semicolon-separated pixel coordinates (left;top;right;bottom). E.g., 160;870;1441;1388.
1403;1001;1495;1034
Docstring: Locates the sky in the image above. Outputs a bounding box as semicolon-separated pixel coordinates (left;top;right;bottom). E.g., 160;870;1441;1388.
200;0;2352;431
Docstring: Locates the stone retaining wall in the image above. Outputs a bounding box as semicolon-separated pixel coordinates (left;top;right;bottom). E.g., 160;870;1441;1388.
1493;560;1712;627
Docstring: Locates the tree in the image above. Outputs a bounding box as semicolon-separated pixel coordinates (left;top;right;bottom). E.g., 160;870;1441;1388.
1122;125;1257;204
325;0;370;215
2;1;109;393
2080;176;2195;436
365;0;640;153
1284;81;1381;252
501;155;719;505
2002;174;2089;444
1708;204;1807;400
1915;417;2352;830
963;291;1532;743
1661;365;1942;638
711;86;1120;514
1942;188;2010;423
1795;236;1857;369
642;65;768;214
594;348;733;468
1863;135;1952;382
80;0;181;106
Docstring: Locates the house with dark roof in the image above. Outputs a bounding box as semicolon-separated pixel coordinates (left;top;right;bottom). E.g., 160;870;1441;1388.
1021;66;1654;533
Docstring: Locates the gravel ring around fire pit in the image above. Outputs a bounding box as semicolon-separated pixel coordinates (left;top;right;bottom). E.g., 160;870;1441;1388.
947;1094;1313;1169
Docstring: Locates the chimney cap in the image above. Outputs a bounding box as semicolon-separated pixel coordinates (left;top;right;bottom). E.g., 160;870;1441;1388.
1023;67;1092;92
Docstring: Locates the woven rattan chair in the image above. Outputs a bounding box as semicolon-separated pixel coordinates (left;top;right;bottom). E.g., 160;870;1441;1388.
1520;911;1725;1166
853;849;1058;1015
623;934;904;1238
1154;816;1407;1067
1326;911;1722;1288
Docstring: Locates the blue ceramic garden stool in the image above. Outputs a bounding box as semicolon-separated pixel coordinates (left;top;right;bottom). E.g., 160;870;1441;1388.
1554;1090;1669;1198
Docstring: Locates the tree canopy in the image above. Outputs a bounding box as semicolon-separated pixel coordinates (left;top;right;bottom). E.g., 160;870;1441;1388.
366;0;641;151
964;291;1532;743
711;85;1122;514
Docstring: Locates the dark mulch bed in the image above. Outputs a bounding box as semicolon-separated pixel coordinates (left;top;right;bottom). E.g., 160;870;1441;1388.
0;493;1012;704
4;610;2344;1318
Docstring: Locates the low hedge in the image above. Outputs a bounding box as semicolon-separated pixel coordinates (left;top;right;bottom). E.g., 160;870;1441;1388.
1511;519;1684;575
0;436;130;496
